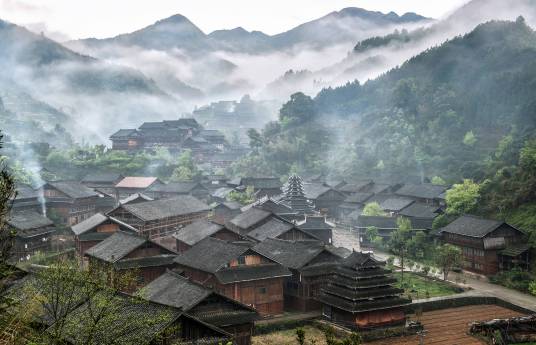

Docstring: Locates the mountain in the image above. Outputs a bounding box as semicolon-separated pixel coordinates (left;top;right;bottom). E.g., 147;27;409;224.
71;8;429;54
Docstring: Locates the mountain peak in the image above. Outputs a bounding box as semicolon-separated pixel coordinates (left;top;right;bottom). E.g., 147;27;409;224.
157;13;192;24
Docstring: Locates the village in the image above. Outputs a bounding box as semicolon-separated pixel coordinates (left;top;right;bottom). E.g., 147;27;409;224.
3;116;536;345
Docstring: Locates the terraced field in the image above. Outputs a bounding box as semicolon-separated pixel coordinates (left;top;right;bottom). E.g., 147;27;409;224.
365;305;523;345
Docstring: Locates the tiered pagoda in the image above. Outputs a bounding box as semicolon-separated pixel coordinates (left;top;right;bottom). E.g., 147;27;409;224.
281;175;315;214
317;251;411;329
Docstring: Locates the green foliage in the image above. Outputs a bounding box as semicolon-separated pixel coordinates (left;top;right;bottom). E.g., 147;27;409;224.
388;217;413;281
170;149;200;182
432;214;451;230
490;268;533;293
362;202;386;216
435;244;462;280
279;92;317;127
431;176;446;185
365;226;383;247
227;186;255;205
463;131;477;146
446;179;480;215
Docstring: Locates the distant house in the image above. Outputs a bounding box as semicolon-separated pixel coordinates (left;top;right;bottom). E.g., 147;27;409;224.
174;237;291;316
85;231;177;291
245;217;318;243
93;189;117;214
114;176;163;199
336;180;374;196
254;239;345;312
303;183;345;216
211;187;234;203
81;172;124;193
228;177;282;198
213;201;242;224
395;183;447;206
71;213;139;257
43;181;99;226
145;181;209;201
107;196;211;239
438;215;529;275
142;271;259;345
226;207;274;235
399;202;441;228
296;215;335;244
174;219;245;253
379;197;415;215
109;129;143;151
8;210;56;261
11;184;42;212
338;192;372;219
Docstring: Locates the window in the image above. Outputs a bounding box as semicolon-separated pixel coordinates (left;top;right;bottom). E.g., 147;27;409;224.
237;255;246;265
475;263;483;270
258;287;267;294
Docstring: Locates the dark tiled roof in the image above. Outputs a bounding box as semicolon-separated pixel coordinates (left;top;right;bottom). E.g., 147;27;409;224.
297;216;334;230
338;181;372;193
8;210;55;237
214;264;291;284
85;231;147;262
82;172;123;183
344;193;373;204
211;187;233;199
243;198;294;215
140;271;211;310
364;183;392;194
109;129;138;139
228;208;271;230
47;181;98;199
174;237;251;273
253;238;326;269
119;196;210;221
173;219;226;246
396;183;446;200
379;197;414;212
147;182;206;194
303;183;331;199
439;215;511;238
221;201;242;210
14;184;39;200
399;203;440;219
499;243;530;257
71;213;108;235
113;255;177;270
246;217;297;241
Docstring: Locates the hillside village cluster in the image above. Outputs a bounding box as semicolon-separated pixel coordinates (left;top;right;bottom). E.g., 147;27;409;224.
6;119;532;344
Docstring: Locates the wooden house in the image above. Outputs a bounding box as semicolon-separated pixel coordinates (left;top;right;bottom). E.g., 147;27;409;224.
317;252;411;329
119;193;153;205
109;129;143;151
145;181;209;201
114;176;163;199
142;270;259;345
245;217;319;242
357;215;431;247
336;180;374;196
7;210;56;261
213;201;242;224
379;197;415;215
11;184;42;212
395;183;447;206
107;196;210;239
71;213;139;258
174;237;291;316
303;183;346;216
296;215;335;244
81;172;124;194
173;219;245;253
228;177;282;198
253;239;347;312
226;207;273;235
57;292;232;345
439;215;529;275
85;231;177;291
43;181;99;226
338;192;372;220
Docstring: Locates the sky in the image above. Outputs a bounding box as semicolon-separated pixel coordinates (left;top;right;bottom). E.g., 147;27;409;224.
0;0;470;40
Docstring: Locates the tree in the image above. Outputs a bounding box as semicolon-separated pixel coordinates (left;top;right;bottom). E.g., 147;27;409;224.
463;131;477;146
362;202;386;216
170;149;199;182
227;186;255;205
365;226;382;247
431;176;446;185
388;217;413;282
279;92;317;126
247;129;263;152
435;244;462;280
445;179;480;215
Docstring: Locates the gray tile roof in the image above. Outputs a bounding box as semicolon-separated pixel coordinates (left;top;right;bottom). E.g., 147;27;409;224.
173;219;226;246
109;129;138;139
253;238;327;269
47;181;98;199
146;182;206;194
120;196;210;221
344;193;373;204
303;183;331;199
174;237;252;273
214;264;291;284
379;197;415;212
297;216;334;230
82;172;123;183
8;210;55;238
246;217;297;241
85;231;147;262
71;213;108;235
396;183;446;200
239;177;282;190
439;215;512;238
140;271;212;310
338;181;373;193
399;203;441;219
113;255;177;270
221;201;242;210
228;207;272;230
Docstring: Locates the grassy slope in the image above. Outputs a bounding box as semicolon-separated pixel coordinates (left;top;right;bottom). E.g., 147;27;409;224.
394;272;460;300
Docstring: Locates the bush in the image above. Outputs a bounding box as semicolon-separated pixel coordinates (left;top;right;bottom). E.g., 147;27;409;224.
489;268;533;292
